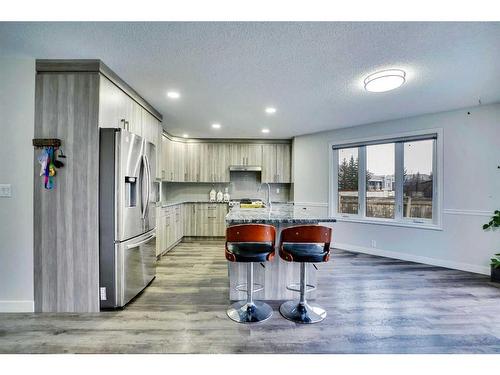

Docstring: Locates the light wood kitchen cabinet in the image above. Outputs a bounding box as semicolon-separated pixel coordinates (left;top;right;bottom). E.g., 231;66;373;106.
157;204;183;256
276;143;291;183
198;143;230;182
261;143;291;183
142;109;162;179
173;141;186;182
127;100;143;136
163;136;174;181
185;143;201;182
161;139;291;183
141;109;158;145
163;137;187;182
99;75;130;129
183;203;227;237
99;75;143;135
229;143;262;166
214;143;230;182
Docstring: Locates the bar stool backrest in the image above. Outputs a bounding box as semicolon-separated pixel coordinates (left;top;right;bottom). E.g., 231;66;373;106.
226;224;276;245
280;225;332;252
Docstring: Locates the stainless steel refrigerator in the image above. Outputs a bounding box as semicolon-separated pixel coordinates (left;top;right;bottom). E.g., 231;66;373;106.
99;128;158;309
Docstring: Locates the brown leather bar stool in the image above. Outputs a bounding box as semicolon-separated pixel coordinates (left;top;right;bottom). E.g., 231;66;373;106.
279;225;332;324
225;224;276;323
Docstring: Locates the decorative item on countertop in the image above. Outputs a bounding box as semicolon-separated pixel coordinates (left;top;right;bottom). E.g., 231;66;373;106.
216;189;223;202
209;186;216;202
483;210;500;282
223;187;230;202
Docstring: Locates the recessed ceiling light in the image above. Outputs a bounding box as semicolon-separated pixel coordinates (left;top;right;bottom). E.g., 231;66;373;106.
364;69;406;93
167;91;181;99
182;133;189;138
261;128;270;134
265;107;277;114
211;123;221;129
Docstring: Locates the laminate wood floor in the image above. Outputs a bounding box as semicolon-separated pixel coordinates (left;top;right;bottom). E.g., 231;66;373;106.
1;240;500;353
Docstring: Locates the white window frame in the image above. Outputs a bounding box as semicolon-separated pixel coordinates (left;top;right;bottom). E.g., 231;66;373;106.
328;128;443;230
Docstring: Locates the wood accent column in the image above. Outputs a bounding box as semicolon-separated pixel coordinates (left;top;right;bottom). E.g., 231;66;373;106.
33;72;100;312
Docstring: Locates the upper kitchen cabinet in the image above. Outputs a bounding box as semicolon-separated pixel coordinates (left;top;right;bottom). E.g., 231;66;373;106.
99;75;130;129
261;143;291;183
142;109;162;179
229;143;262;166
99;76;143;134
173;141;186;181
185;142;201;182
163;137;187;182
141;109;159;146
98;67;162;141
199;143;230;182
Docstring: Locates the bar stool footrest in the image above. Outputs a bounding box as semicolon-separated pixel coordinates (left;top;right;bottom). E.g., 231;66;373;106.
285;283;316;293
235;282;264;293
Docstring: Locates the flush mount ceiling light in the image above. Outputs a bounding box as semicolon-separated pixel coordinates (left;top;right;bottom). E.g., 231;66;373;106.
265;107;277;114
261;128;270;134
364;69;406;93
167;91;180;99
182;133;189;138
211;123;221;129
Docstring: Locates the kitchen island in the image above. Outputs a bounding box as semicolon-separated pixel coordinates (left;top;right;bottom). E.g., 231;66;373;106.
225;204;336;301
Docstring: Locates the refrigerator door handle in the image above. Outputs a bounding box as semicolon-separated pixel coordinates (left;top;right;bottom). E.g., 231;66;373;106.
144;153;152;217
140;155;149;219
125;233;156;249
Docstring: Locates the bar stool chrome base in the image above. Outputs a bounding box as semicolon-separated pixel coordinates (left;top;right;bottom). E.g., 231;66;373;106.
227;301;273;323
279;300;326;324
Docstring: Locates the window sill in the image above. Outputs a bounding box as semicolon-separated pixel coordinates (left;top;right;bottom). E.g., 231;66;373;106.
332;216;443;231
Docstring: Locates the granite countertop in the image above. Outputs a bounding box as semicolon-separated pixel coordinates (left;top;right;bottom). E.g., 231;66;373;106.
225;204;336;225
161;200;228;208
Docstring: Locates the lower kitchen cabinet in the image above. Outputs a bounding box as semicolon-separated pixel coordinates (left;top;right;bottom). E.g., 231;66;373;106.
157;204;184;256
157;202;227;257
183;203;227;237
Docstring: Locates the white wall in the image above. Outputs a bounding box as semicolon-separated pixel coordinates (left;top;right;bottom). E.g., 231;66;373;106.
293;103;500;274
0;58;35;311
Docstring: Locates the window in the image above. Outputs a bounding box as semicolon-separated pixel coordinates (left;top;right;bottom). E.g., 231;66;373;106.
331;131;440;228
366;143;395;219
337;147;359;215
403;140;434;220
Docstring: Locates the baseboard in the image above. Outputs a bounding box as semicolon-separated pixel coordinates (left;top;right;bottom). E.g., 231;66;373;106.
334;242;490;276
0;300;34;312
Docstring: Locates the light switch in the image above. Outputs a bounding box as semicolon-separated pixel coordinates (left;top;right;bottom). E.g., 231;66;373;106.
0;184;12;198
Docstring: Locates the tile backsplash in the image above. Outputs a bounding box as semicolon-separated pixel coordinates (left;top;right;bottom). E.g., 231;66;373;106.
162;171;291;202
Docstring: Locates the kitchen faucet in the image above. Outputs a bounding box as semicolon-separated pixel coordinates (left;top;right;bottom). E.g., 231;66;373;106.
258;182;272;210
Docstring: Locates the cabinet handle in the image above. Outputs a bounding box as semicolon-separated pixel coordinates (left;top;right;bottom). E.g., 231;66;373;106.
120;119;126;129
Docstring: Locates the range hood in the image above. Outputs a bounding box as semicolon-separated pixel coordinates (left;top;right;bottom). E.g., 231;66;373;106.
229;165;262;172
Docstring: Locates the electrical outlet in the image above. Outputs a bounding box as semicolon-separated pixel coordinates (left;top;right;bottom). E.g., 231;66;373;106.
0;184;12;198
371;240;377;248
100;287;107;301
276;188;280;194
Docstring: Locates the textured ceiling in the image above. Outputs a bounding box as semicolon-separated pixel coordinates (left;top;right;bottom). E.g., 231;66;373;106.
1;22;500;138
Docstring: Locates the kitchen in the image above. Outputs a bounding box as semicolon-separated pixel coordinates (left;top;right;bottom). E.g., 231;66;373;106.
1;19;500;361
